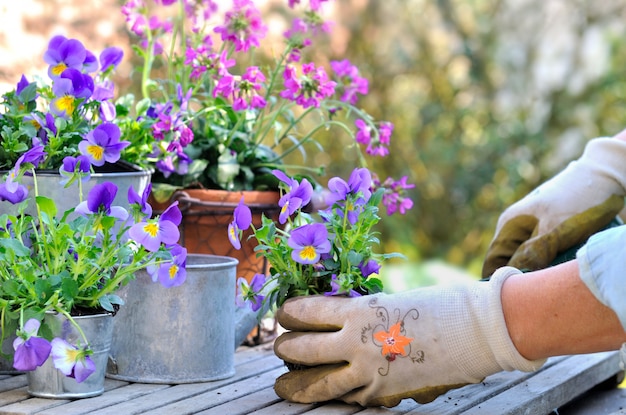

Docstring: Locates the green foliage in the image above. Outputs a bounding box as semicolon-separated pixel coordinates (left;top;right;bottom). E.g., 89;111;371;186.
244;174;402;312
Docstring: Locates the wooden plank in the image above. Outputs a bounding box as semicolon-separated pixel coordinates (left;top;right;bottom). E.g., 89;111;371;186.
142;367;287;415
0;396;69;415
37;383;171;415
0;374;27;393
88;355;284;415
87;354;285;415
195;386;282;415
461;351;621;415
247;399;320;415
0;378;129;415
0;387;30;408
300;402;363;414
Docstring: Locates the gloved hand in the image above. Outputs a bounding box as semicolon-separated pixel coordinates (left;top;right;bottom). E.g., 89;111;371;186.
482;137;626;278
273;267;545;407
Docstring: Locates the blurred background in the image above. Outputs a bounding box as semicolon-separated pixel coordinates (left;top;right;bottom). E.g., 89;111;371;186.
2;0;626;289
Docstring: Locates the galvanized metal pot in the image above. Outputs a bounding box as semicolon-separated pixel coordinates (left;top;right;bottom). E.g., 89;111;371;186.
27;312;114;399
0;161;151;217
107;254;240;383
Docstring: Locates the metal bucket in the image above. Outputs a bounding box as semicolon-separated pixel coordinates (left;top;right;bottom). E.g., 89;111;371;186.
27;312;114;399
107;254;239;383
0;163;152;217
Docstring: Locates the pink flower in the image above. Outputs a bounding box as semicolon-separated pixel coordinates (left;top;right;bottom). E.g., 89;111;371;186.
213;0;267;52
280;63;336;109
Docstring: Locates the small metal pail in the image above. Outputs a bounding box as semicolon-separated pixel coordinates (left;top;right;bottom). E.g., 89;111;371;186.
27;312;114;399
0;163;151;217
107;254;239;383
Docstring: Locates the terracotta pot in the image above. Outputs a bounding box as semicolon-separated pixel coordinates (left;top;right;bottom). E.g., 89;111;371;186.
158;189;281;284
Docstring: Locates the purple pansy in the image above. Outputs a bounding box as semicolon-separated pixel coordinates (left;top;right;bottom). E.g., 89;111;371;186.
50;338;95;383
0;181;28;204
16;145;47;169
235;273;266;311
78;123;130;167
324;274;362;297
12;319;52;371
358;259;381;277
273;170;313;224
228;197;252;250
50;68;94;118
99;46;124;72
128;183;153;218
325;167;372;224
75;182;129;223
59;155;92;185
287;223;331;265
128;202;182;252
44;35;88;78
155;244;187;287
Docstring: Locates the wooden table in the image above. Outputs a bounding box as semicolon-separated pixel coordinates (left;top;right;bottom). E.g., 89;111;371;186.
0;343;622;415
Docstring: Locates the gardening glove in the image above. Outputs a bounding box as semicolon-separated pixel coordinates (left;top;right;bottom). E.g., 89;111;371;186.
273;267;545;408
482;136;626;278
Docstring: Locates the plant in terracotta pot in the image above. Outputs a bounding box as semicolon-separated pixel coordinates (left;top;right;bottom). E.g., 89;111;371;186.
0;146;186;398
114;0;410;287
229;166;414;315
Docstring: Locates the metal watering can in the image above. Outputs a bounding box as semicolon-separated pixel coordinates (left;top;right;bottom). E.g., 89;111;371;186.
107;254;261;383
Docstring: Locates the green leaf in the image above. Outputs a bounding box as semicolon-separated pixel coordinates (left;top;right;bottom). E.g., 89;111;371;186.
362;277;384;294
34;279;53;302
61;278;79;303
0;239;30;256
35;196;57;218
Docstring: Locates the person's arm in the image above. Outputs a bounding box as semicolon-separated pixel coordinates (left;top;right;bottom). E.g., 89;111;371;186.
275;225;626;408
502;259;626;361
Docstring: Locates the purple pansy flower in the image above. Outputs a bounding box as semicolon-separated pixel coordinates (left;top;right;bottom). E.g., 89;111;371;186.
50;68;94;118
358;259;381;277
287;223;331;265
128;202;182;252
235;273;266;311
99;46;124;72
50;338;95;383
78;123;130;167
324;274;362;297
59;155;92;185
75;182;129;223
228;197;252;250
273;170;313;224
0;181;28;204
12;319;52;371
43;35;88;78
156;244;187;287
16;145;47;169
128;183;153;218
325;167;372;224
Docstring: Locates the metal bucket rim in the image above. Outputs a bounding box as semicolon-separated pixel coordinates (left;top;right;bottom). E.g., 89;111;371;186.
44;311;114;320
185;254;239;270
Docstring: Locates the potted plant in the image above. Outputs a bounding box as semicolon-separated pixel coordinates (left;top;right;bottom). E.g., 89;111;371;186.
0;144;186;398
230;166;414;314
111;0;411;286
0;34;161;218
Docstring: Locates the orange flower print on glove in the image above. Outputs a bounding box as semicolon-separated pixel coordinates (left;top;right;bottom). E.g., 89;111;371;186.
374;322;413;361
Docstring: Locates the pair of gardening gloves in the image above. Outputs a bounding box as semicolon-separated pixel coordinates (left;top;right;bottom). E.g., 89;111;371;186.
273;135;626;407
